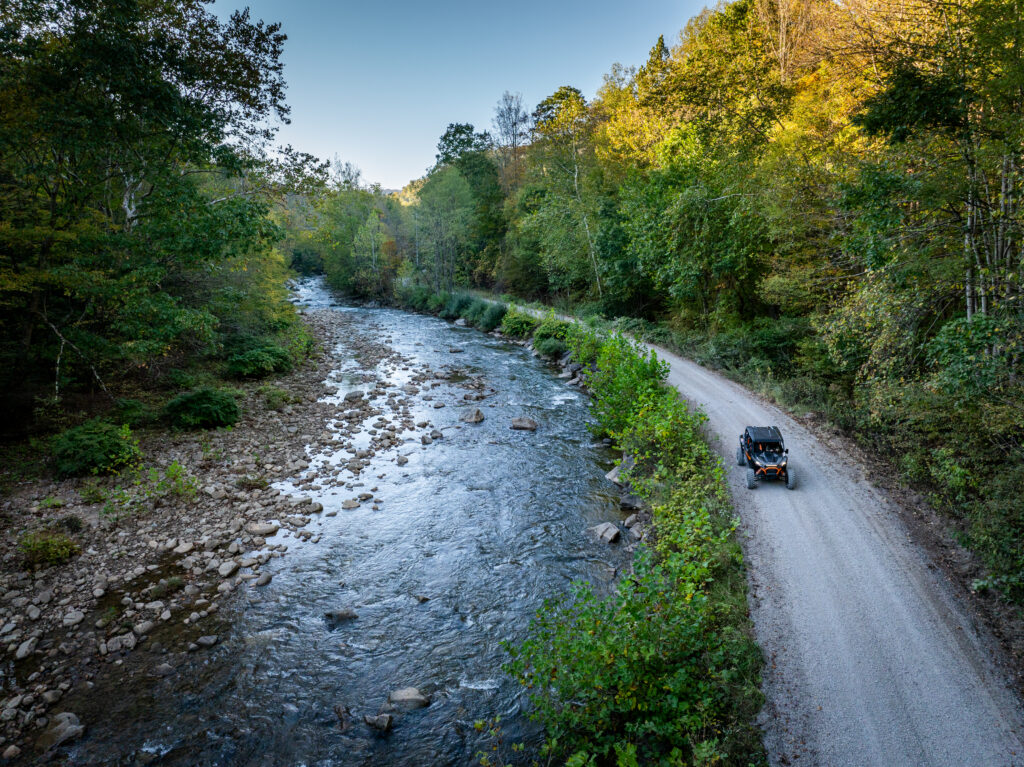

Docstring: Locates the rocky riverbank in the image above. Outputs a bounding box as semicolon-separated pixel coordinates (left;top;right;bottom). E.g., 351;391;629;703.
0;302;516;762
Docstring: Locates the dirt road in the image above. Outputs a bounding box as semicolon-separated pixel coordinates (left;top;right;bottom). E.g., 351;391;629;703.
652;347;1024;766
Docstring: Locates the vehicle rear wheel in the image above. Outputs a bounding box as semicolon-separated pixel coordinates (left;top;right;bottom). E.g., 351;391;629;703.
736;446;745;466
746;468;757;489
786;466;796;490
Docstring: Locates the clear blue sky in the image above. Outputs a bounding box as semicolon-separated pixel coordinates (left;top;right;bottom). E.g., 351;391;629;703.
225;0;708;189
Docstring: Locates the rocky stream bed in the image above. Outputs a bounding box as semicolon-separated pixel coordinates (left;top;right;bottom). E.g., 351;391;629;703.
0;280;646;765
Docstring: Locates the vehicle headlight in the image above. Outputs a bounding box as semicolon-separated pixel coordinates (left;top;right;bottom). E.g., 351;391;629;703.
780;457;788;466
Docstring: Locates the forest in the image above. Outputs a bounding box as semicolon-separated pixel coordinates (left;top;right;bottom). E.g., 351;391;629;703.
289;0;1024;603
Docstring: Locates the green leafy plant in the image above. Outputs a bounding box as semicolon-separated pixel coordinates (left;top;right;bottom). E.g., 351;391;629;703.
508;326;762;766
19;531;80;568
500;308;539;338
440;292;475;320
532;312;572;344
163;388;240;429
38;495;64;509
475;303;507;332
111;398;157;427
79;479;107;504
258;385;296;410
52;421;142;478
585;334;668;437
534;336;568;359
226;345;293;378
236;474;269;490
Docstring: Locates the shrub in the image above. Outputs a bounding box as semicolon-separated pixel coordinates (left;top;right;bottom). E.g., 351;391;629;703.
533;312;572;344
534;336;568;359
427;291;450;314
566;325;603;367
52;421;141;478
398;285;433;312
440;292;475;320
111;398;157;428
161;368;198;390
586;334;668;436
475;302;507;332
59;515;84;534
20;531;80;568
226;345;293;379
462;298;489;326
163;388;240;429
500;308;539;338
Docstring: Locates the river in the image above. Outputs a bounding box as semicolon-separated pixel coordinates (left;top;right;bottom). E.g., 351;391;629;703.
64;278;630;766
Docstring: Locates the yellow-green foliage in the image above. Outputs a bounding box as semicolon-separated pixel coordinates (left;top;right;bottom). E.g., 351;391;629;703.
500;308;539;338
509;331;763;766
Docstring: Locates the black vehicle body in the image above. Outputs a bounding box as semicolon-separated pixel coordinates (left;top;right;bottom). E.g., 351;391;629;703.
737;425;795;489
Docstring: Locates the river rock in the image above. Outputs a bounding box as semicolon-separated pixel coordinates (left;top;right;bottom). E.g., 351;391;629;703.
196;635;218;648
590;522;620;543
62;610;84;627
620;494;643;511
35;712;84;752
133;620;155;636
420;435;432;445
15;636;38;659
510;417;538;431
342;499;359;509
344;390;365;403
27;605;40;621
106;632;137;653
454;318;467;327
396;455;409;466
2;745;22;760
246;522;280;537
364;713;393;732
218;560;240;578
174;540;194;555
388;687;430;710
325;609;358;624
605;456;635;487
255;573;272;587
462;409;485;424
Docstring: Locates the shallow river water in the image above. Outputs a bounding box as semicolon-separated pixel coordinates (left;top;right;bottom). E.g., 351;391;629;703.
66;279;629;766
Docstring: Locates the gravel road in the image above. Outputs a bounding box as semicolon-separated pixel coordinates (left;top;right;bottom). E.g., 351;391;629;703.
651;346;1024;766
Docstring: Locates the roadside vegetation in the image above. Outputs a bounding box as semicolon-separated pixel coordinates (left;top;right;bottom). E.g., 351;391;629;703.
292;0;1024;605
508;327;764;766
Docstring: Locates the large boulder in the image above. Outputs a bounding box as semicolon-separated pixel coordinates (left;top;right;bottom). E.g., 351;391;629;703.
462;409;485;424
510;417;538;431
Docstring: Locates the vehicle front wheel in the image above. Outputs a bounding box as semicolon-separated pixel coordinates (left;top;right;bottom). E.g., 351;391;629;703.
736;446;745;466
746;468;757;489
786;467;797;490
